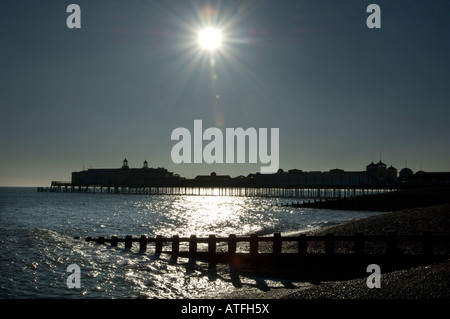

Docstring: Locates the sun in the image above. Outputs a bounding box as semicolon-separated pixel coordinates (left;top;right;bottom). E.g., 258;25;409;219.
198;28;222;51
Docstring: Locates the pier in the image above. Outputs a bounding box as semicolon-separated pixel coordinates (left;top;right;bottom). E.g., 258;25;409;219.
39;181;393;199
38;159;450;198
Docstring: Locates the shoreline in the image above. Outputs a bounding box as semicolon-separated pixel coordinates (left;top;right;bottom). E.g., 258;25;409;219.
288;186;450;212
215;203;450;299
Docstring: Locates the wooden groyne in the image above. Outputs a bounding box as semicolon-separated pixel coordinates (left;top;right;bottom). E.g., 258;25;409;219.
78;232;450;279
283;187;450;212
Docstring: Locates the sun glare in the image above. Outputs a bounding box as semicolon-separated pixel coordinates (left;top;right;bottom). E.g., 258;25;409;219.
198;28;222;51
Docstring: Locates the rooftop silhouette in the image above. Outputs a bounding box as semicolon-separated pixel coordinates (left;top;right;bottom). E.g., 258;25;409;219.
44;159;450;191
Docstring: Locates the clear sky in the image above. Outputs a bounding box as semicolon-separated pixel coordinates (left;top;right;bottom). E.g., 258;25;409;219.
1;0;450;186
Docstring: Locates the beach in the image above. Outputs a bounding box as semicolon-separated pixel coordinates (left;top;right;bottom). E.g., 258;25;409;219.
217;203;450;299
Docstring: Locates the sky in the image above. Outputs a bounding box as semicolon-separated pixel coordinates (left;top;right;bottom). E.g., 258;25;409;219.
1;0;450;186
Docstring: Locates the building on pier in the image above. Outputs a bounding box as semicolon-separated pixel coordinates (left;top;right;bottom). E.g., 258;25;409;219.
43;158;434;194
71;159;179;188
366;161;398;185
41;157;450;195
68;158;401;189
246;168;370;187
194;172;231;182
398;170;450;186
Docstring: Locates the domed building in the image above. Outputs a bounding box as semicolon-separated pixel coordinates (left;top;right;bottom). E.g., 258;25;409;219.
366;160;396;184
399;167;413;177
397;167;414;184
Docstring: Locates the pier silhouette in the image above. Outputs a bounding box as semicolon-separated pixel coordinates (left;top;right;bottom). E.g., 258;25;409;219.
39;159;450;202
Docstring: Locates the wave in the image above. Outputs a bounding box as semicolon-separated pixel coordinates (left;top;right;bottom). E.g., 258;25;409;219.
314;220;343;228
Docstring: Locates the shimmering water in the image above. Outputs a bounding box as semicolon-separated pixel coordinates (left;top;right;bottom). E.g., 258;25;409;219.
0;187;383;299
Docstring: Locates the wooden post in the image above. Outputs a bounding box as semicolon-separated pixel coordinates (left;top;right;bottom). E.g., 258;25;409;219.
273;233;282;255
387;231;397;255
325;233;335;255
298;234;307;255
250;234;258;267
228;234;237;256
250;234;258;257
172;235;180;256
354;232;364;255
208;235;217;261
422;231;432;256
111;236;118;247
189;235;197;260
125;235;132;249
139;235;147;251
155;235;163;255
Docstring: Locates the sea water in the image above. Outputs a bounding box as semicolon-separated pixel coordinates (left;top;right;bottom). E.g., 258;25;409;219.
0;187;383;299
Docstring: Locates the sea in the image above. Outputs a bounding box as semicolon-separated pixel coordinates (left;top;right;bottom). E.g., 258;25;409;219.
0;187;384;299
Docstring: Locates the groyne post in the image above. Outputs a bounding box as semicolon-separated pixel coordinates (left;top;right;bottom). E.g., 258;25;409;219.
125;235;132;249
189;235;197;261
208;235;217;263
273;233;282;255
250;234;258;257
139;235;147;251
111;236;118;247
172;235;180;257
249;234;259;267
155;235;163;255
228;234;237;257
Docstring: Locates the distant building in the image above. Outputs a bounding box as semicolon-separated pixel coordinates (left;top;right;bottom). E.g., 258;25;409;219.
194;172;231;181
246;168;369;187
386;165;398;183
410;171;450;186
71;159;178;188
366;161;397;185
399;167;414;178
397;168;450;186
376;160;387;178
67;158;447;190
366;162;378;177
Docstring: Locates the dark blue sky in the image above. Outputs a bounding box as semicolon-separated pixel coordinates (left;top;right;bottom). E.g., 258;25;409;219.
1;0;449;186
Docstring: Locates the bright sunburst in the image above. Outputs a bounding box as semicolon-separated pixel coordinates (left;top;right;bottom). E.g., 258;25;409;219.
198;28;222;51
143;2;275;115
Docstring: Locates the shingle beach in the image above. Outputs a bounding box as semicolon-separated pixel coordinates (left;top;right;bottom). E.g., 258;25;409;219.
217;200;450;299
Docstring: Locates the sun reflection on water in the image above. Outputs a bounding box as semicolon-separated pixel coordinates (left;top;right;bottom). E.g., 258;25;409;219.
125;194;287;238
166;195;272;237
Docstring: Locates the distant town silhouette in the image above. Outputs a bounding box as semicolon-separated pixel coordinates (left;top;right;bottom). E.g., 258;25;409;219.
41;159;450;193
